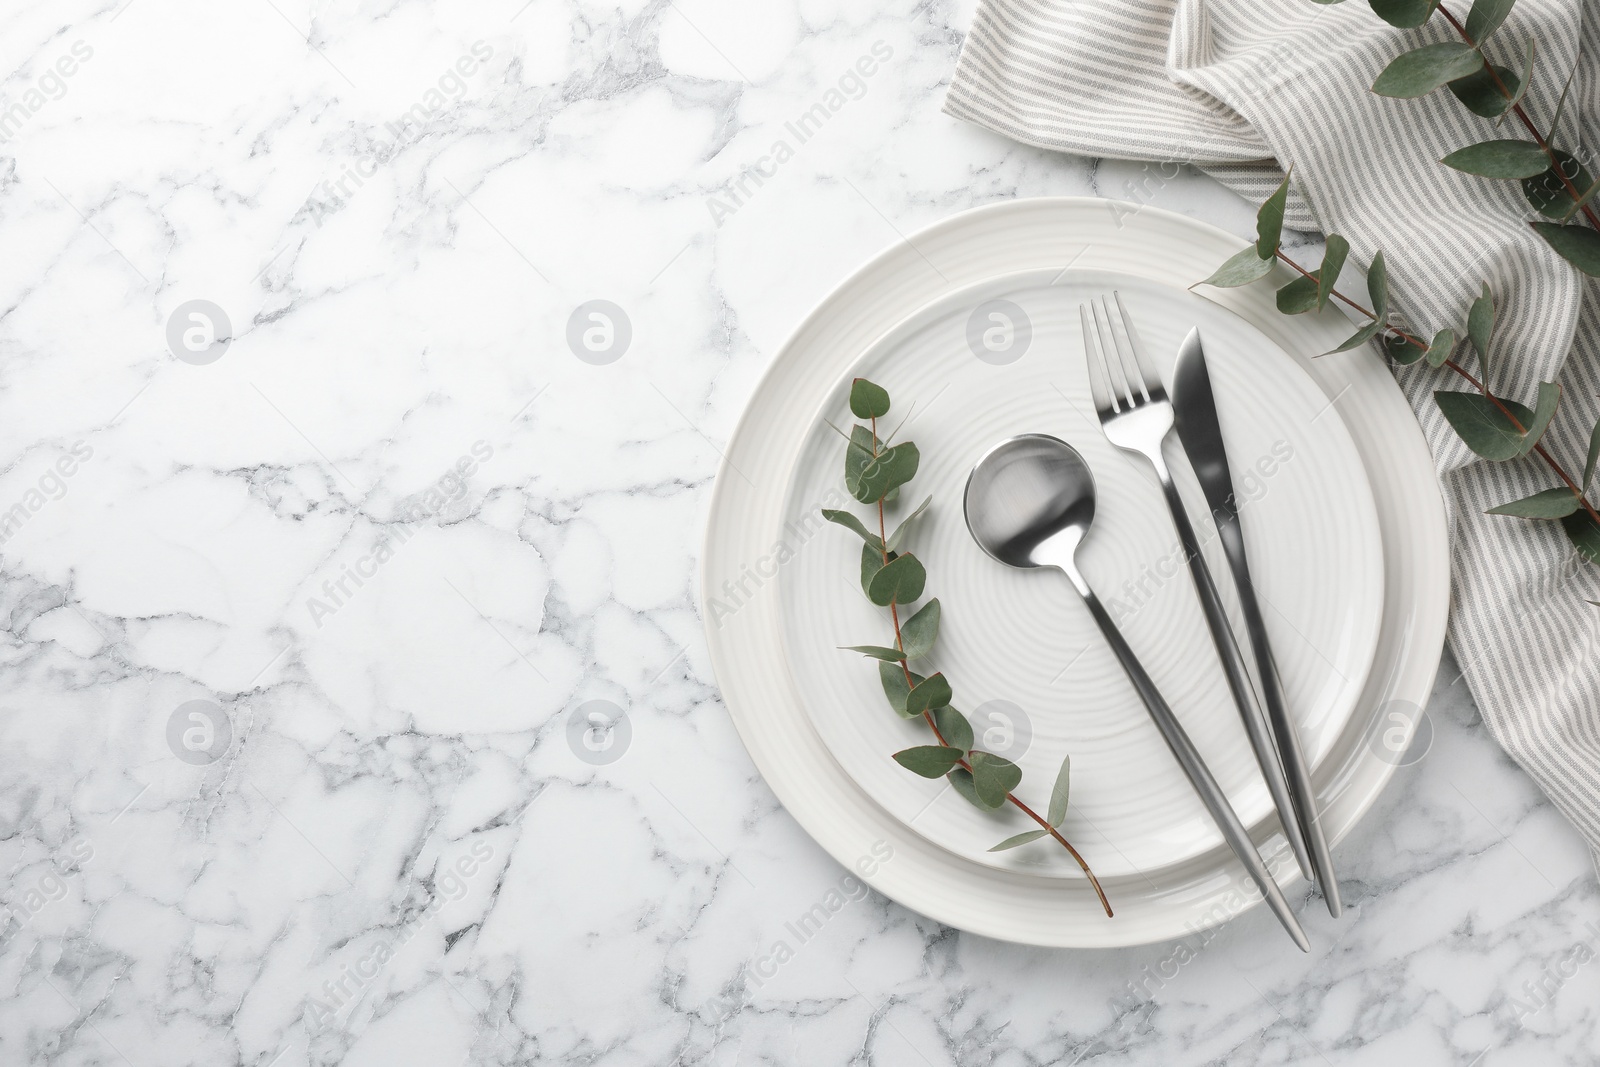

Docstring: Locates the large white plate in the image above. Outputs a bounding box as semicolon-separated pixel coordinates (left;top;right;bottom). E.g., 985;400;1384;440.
779;269;1384;879
700;198;1448;948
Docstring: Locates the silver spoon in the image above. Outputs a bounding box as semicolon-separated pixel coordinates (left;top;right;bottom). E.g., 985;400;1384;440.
963;433;1309;952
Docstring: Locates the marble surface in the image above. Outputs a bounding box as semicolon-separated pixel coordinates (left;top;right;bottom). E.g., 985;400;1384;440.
0;0;1596;1064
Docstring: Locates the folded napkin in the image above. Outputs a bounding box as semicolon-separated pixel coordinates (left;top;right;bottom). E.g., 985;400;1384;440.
946;0;1600;864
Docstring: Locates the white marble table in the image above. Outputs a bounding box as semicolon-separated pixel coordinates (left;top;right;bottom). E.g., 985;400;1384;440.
1;2;1596;1064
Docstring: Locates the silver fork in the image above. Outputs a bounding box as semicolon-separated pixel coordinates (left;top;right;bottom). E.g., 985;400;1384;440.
1081;293;1315;882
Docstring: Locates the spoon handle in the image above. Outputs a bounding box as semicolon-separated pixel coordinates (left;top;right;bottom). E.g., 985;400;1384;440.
1151;462;1315;884
1070;578;1310;952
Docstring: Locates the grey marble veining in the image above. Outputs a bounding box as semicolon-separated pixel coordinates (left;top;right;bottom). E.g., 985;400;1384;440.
0;1;1594;1064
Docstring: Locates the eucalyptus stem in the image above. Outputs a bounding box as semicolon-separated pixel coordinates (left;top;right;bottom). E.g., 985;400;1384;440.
867;415;1113;918
1273;247;1600;529
1438;6;1600;232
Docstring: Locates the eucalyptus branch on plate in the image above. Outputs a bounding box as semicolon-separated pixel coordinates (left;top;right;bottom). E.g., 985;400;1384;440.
1199;169;1600;564
1314;0;1600;271
821;378;1112;918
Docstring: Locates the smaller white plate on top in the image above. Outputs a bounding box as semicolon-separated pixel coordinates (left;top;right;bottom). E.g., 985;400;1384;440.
778;268;1384;880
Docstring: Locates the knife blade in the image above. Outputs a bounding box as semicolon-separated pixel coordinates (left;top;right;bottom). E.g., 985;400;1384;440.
1171;327;1343;917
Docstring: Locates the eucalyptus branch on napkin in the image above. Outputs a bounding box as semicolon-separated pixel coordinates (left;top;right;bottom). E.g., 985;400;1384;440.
1201;169;1600;564
821;378;1112;917
1313;0;1600;270
1199;0;1600;561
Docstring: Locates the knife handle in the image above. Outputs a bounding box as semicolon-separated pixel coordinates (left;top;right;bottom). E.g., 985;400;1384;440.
1219;521;1344;917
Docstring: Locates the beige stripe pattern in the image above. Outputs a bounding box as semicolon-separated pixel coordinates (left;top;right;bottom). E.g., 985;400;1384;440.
946;0;1600;860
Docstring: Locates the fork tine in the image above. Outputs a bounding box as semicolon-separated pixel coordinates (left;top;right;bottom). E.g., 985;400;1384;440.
1112;291;1163;399
1099;295;1148;405
1080;304;1115;413
1092;297;1136;409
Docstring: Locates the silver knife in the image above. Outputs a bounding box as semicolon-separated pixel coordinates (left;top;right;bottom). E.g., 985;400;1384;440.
1171;327;1342;917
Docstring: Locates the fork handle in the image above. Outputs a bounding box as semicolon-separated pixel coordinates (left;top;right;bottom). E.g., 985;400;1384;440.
1062;571;1309;952
1149;457;1316;882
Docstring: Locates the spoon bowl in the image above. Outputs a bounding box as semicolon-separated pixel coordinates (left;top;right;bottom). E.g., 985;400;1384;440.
963;434;1097;574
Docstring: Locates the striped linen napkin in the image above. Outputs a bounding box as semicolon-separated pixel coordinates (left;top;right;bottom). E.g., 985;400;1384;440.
945;0;1600;862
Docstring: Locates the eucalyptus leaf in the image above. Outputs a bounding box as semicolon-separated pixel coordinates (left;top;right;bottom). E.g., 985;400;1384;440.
1468;283;1495;371
886;495;932;552
879;661;925;718
1366;251;1389;320
892;745;965;778
866;551;926;606
1257;172;1291;259
1318;234;1349;309
968;751;1023;807
1448;62;1520;118
1048;755;1072;826
1425;328;1457;368
879;404;916;448
1433;390;1536;460
860;541;885;596
1275;275;1321;315
853;442;921;504
1502;39;1536;117
1523;150;1594;218
948;767;1006;811
1464;0;1515;42
849;378;891;419
1386;334;1427;366
821;508;884;551
1532;222;1600;277
1440;139;1550;179
1562;510;1600;563
1487;487;1581;518
905;672;953;716
1368;0;1440;27
1585;416;1600;489
1559;175;1600;222
1328;252;1389;353
933;705;974;752
1517;381;1561;456
1198;245;1274;288
1331;319;1387;355
1372;42;1484;98
988;829;1051;852
900;598;941;659
843;425;881;498
840;644;906;661
1549;55;1579;142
